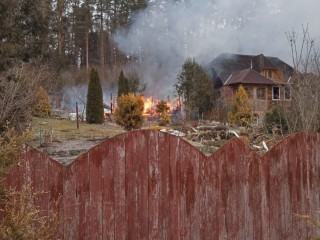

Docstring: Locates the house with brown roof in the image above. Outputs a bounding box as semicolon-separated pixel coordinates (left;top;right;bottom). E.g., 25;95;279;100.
209;53;295;122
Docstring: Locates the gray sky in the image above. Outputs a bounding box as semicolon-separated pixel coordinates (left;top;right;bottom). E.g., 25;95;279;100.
114;0;320;98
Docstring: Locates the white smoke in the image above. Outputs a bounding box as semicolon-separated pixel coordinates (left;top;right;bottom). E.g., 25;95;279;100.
114;0;320;98
62;83;114;112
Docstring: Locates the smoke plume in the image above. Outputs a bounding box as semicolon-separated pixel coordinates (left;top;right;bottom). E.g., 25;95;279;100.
114;0;320;98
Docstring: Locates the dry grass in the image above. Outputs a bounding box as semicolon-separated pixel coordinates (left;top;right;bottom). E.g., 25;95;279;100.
30;117;126;143
0;184;60;240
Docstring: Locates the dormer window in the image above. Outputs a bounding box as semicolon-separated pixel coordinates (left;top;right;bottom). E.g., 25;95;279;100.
265;70;272;79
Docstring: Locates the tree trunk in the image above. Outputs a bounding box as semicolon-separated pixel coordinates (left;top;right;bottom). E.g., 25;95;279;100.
56;0;66;64
85;13;89;73
100;10;104;80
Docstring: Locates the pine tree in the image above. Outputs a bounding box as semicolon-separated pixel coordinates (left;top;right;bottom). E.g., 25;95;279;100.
0;0;52;71
227;85;253;126
175;58;215;120
86;68;104;124
127;72;147;95
118;70;129;97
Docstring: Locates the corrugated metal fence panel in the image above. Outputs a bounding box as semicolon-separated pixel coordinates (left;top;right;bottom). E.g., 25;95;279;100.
4;131;320;239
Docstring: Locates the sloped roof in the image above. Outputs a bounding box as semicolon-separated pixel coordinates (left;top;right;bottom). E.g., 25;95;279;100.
208;53;294;88
224;68;275;86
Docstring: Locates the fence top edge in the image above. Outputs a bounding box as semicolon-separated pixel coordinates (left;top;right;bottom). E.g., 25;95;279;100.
21;130;319;167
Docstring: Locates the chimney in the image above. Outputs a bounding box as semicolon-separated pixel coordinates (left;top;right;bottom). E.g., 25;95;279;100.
259;54;265;69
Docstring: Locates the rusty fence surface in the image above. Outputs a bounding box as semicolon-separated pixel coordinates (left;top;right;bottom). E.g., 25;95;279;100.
4;130;320;239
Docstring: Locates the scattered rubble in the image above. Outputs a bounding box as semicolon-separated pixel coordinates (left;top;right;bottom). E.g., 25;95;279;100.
34;117;280;164
160;129;185;137
166;120;279;155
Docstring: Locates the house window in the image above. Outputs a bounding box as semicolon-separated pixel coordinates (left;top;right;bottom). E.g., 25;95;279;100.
244;87;253;99
264;70;272;79
256;87;266;100
272;86;280;100
284;85;291;100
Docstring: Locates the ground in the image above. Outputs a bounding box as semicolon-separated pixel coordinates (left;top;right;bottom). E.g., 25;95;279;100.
37;139;103;164
29;117;280;164
30;117;125;164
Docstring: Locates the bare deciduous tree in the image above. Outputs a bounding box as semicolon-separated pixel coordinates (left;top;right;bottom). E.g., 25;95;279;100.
210;95;231;124
284;25;320;132
0;63;52;130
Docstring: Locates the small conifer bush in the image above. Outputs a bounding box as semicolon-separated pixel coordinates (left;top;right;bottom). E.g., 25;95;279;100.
114;94;144;130
156;100;171;125
227;85;253;126
33;86;51;117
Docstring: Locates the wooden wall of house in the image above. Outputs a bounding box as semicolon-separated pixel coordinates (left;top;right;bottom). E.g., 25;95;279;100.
225;84;269;115
267;87;273;109
261;69;285;84
222;83;291;119
268;85;291;109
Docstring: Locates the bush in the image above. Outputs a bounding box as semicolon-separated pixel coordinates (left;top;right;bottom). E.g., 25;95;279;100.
264;107;288;134
0;126;59;240
33;86;51;117
86;68;104;124
0;63;47;131
0;184;59;240
114;94;144;131
156;100;171;125
0;124;31;179
227;85;253;126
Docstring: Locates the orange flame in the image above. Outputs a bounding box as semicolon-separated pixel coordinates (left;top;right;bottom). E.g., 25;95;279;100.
143;96;154;114
142;96;179;116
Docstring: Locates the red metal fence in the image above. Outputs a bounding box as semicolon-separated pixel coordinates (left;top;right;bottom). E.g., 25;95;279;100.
4;130;320;239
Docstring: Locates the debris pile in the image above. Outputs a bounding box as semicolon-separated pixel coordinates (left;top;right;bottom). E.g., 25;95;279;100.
162;120;279;155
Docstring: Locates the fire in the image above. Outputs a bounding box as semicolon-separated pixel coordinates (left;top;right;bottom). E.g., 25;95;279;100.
166;101;172;109
141;96;181;120
142;96;180;112
143;96;153;114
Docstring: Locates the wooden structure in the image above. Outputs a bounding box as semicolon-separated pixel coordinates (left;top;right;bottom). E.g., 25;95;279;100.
210;53;294;120
5;130;320;239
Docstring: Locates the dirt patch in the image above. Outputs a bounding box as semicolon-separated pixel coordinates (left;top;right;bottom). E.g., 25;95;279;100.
30;118;126;164
37;138;105;164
